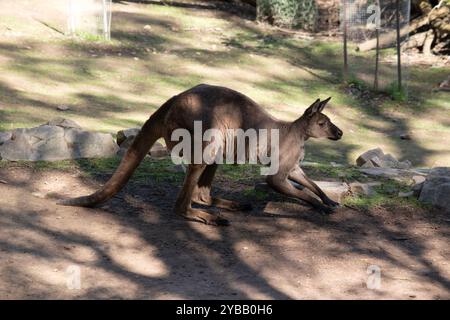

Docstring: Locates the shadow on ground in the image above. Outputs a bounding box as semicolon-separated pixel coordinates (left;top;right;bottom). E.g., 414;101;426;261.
0;164;448;299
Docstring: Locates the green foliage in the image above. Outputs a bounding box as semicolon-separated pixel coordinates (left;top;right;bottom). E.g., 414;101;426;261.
257;0;317;30
385;82;407;101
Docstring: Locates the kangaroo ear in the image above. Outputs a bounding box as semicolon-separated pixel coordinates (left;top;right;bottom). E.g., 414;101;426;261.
304;98;321;117
318;97;332;112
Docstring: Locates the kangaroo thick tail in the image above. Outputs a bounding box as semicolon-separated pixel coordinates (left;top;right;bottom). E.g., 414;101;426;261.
58;115;162;207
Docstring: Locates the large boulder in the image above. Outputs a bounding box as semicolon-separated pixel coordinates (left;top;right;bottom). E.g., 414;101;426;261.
418;167;450;211
64;128;119;159
0;119;119;161
356;148;411;169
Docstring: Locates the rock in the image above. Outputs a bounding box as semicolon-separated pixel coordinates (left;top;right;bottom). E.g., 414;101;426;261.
64;129;119;159
361;161;375;168
292;181;350;203
398;191;414;198
356;148;384;167
116;128;140;146
357;167;402;178
418;167;450;211
381;153;399;167
0;129;36;161
412;182;424;197
349;182;381;196
315;181;350;202
428;167;450;178
397;160;412;170
356;148;412;169
57;105;70;111
0;122;119;161
46;117;81;129
369;156;384;167
149;142;168;158
412;175;426;185
0;131;12;145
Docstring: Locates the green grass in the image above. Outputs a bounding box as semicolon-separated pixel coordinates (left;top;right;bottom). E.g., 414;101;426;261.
343;179;428;211
0;0;449;168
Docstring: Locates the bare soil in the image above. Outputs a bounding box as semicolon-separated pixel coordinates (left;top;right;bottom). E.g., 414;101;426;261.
0;166;449;299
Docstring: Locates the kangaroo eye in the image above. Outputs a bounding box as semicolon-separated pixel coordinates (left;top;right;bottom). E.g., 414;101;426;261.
318;122;325;126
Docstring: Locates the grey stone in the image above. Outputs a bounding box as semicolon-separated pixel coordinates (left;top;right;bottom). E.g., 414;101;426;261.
412;175;426;185
361;160;375;168
419;179;450;211
0;130;35;161
292;181;350;203
64;129;119;159
349;182;381;196
0;131;12;145
428;167;450;178
369;156;384;167
117;128;140;146
418;167;450;211
57;105;70;111
0;122;119;161
397;160;412;169
356;148;384;167
46;117;81;129
357;167;402;178
412;182;424;197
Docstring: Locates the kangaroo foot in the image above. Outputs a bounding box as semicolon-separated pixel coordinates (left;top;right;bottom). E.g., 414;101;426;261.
193;196;252;212
178;207;230;226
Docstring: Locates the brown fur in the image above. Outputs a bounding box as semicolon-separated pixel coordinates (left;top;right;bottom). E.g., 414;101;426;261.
59;84;343;226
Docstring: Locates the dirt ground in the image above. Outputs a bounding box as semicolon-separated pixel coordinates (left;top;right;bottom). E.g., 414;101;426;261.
0;165;449;299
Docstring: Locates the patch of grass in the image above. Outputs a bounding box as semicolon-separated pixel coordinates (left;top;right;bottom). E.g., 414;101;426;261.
343;179;427;211
73;32;110;43
303;163;369;182
385;81;407;101
218;164;262;181
243;188;269;201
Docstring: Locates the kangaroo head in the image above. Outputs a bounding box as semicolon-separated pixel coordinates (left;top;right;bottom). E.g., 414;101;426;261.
300;97;343;140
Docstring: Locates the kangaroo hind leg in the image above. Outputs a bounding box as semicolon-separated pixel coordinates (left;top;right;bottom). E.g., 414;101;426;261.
175;164;229;226
192;164;252;212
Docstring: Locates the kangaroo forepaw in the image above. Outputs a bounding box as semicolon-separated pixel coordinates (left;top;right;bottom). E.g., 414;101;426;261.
323;198;340;208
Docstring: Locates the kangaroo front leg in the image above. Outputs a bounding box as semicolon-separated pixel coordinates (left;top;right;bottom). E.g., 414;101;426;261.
266;175;333;214
175;164;229;226
289;166;339;207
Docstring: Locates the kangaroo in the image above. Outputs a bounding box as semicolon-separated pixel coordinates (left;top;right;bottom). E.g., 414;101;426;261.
59;84;343;226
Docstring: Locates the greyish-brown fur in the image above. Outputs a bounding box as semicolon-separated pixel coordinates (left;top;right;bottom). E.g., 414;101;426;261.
58;84;343;226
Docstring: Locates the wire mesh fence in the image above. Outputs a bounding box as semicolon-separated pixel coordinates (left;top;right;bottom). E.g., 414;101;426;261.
67;0;112;40
341;0;411;96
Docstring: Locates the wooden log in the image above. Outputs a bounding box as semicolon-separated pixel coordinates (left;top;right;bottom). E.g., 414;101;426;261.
357;15;429;51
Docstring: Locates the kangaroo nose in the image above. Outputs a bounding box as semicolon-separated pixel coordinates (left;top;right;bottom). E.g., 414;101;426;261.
337;129;343;138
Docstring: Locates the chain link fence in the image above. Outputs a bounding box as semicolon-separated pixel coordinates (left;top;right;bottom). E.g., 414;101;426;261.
341;0;411;96
67;0;112;40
